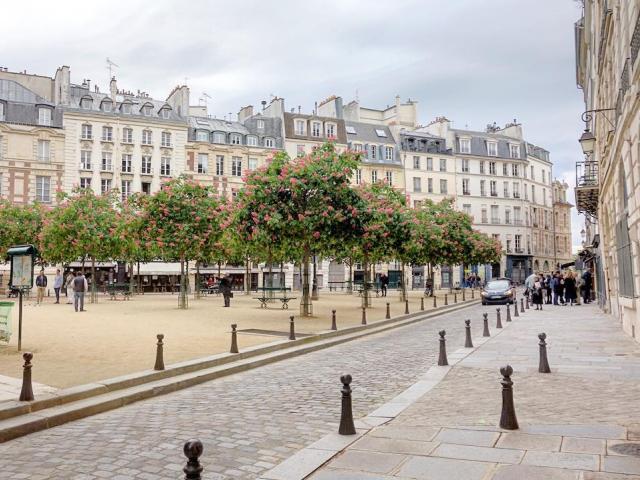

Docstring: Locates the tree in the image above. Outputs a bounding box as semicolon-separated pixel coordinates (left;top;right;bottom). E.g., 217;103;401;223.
234;143;362;316
0;201;44;260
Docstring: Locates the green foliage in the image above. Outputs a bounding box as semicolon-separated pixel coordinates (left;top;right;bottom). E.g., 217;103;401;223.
0;201;45;260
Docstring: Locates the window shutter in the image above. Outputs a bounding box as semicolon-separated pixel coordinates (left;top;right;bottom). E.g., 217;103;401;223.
364;144;370;159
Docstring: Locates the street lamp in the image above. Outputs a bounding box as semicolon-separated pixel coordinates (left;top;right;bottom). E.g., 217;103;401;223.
580;229;586;243
579;129;596;155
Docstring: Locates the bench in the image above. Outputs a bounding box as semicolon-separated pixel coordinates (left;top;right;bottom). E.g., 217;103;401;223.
107;285;132;301
254;296;297;309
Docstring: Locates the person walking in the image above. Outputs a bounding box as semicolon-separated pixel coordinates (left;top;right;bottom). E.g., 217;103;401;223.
65;271;75;304
35;269;47;305
219;275;232;307
544;274;553;304
564;271;578;306
582;269;593;304
380;273;389;297
524;272;536;300
53;269;63;304
532;276;544;310
73;271;88;312
551;272;560;305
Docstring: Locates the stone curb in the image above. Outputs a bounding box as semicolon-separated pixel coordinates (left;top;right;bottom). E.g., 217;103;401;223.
0;297;479;443
257;311;516;480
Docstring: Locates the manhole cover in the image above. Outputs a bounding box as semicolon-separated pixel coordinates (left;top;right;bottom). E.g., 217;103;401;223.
238;328;312;338
610;443;640;457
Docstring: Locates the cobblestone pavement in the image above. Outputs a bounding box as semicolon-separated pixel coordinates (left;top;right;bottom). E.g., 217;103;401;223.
313;302;640;479
0;301;487;480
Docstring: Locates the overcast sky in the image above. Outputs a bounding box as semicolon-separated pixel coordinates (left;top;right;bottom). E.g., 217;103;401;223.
2;0;586;246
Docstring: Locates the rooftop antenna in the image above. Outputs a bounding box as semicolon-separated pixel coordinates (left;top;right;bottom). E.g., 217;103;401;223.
106;57;119;79
199;92;211;108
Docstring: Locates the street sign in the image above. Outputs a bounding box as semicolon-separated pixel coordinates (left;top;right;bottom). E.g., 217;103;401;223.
6;244;37;351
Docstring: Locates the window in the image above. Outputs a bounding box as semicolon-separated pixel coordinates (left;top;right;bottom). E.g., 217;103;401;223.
427;178;433;193
161;132;172;147
510;144;520;158
490;180;497;196
81;124;93;140
385;171;393;185
257;119;265;129
530;166;534;180
141;104;152;116
80;97;93;109
141;182;151;195
413;177;422;192
247;136;258;147
385;146;393;161
142;130;152;145
101;152;112;171
121;102;132;114
160;157;171;176
440;179;448;194
248;158;258;171
426;157;433;171
413;156;420;169
353;143;363;152
439;158;447;172
512;164;519;176
197;153;208;174
487;141;497;156
101;179;111;194
461;159;469;172
35;176;51;203
459;138;470;153
524;183;528;200
531;185;536;203
346;125;356;134
311;122;321;137
370;145;377;160
515;234;522;252
213;132;226;144
160;108;170;119
481;207;488;224
503;163;508;176
123;128;133;143
480;180;486;196
294;120;305;135
514;206;521;225
375;129;387;138
101;100;112;113
80;150;92;170
355;169;362;184
503;181;509;197
296;145;305;157
215;155;224;176
542;170;546;184
231;157;242;176
80;177;91;190
462;204;472;217
37;140;50;162
230;134;241;145
121;180;131;201
505;209;511;225
371;170;378;183
543;188;547;206
121;154;132;173
0;102;4;120
489;162;496;175
141;156;152;174
38;108;52;126
102;126;113;142
462;178;470;195
196;130;209;142
265;137;275;148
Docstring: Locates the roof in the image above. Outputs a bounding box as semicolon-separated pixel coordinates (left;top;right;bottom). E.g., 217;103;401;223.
189;116;250;135
344;121;394;144
0;80;53;105
450;128;525;159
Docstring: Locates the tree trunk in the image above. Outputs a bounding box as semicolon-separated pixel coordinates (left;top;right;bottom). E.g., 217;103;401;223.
137;261;142;294
348;260;353;293
178;258;188;309
400;261;408;302
363;256;371;308
300;248;312;316
194;261;201;299
129;262;135;295
90;257;97;304
245;256;251;295
217;260;221;278
311;255;319;300
267;253;274;299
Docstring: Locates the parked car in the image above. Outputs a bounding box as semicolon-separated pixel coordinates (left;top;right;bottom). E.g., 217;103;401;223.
481;278;516;305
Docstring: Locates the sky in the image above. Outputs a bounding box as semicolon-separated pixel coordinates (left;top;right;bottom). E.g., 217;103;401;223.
1;0;587;247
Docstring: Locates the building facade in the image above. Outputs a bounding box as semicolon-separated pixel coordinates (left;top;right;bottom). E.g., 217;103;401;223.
574;0;640;341
552;180;574;268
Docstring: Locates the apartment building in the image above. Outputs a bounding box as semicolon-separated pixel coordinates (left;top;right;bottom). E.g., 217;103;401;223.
552;180;573;267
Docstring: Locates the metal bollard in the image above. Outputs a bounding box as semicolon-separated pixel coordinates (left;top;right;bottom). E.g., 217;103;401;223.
514;301;520;317
331;310;337;330
386;302;390;319
462;289;466;301
464;320;473;348
538;333;551;373
433;295;437;308
499;365;519;430
454;293;458;304
289;316;296;340
19;352;34;401
437;330;448;366
338;374;356;435
496;308;503;329
520;298;525;313
361;307;367;325
230;324;239;354
525;296;530;309
483;313;490;337
506;304;512;322
444;294;448;306
154;334;165;371
405;299;410;315
420;297;425;311
183;439;204;480
471;289;475;299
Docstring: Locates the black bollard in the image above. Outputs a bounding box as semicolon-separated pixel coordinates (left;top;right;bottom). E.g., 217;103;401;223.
385;302;390;319
19;352;34;401
462;289;466;301
520;298;525;313
361;307;367;325
514;301;520;317
230;324;239;354
506;304;512;322
289;316;296;340
154;334;165;371
499;365;519;430
538;333;551;373
454;293;458;304
420;297;425;311
433;295;437;308
496;308;503;329
405;299;410;315
464;320;473;348
183;439;204;480
331;310;337;330
471;289;475;299
338;374;356;435
437;330;448;366
444;294;448;306
483;313;490;337
525;296;530;309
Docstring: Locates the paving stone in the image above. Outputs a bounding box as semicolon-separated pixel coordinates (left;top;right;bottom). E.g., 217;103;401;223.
328;450;406;474
350;435;438;456
522;425;627;440
395;455;493;480
521;450;600;471
369;425;440;442
496;432;562;452
582;473;640;480
607;440;640;456
490;464;580;479
602;456;640;475
309;469;397;480
434;428;500;447
432;442;524;464
561;436;607;455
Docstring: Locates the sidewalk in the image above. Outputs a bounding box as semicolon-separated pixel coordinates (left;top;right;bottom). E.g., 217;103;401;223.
306;302;640;479
0;374;56;403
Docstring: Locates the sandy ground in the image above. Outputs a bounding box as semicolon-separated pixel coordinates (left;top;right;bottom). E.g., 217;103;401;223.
0;288;461;388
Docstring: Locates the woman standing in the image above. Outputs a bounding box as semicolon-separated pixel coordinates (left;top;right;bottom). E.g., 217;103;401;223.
532;276;544;310
564;271;578;306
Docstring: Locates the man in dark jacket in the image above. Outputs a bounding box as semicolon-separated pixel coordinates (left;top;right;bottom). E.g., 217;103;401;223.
73;271;88;312
582;270;593;304
219;275;232;307
35;269;47;305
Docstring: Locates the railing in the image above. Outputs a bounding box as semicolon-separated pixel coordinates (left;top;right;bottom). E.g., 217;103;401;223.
576;159;598;188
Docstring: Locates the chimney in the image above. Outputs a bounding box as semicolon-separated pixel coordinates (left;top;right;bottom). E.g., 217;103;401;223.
238;105;254;123
86;79;91;90
261;100;267;110
298;105;301;114
110;77;117;100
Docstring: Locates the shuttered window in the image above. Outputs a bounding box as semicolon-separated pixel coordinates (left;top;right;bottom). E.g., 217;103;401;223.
616;215;635;298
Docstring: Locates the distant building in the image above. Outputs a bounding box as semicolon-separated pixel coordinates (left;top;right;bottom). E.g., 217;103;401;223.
552;180;573;269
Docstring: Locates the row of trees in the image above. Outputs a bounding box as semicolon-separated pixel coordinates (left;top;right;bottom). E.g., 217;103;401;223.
0;143;501;314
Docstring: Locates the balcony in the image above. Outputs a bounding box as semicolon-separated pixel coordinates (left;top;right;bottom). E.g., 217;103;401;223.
490;192;498;197
575;159;599;217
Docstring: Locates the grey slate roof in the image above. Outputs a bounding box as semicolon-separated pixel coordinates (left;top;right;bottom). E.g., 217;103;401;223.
0;80;63;128
451;128;525;159
344;121;394;144
188;114;283;149
399;130;450;154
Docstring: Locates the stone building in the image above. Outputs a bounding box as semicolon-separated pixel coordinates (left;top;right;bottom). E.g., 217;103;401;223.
574;0;640;340
552;179;574;269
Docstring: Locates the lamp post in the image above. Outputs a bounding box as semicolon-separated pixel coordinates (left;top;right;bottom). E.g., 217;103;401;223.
579;129;596;155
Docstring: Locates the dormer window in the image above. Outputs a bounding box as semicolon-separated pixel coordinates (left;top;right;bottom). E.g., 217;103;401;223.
247;135;258;146
375;129;387;138
487;141;498;157
213;132;226;144
38;107;52;126
264;137;275;148
100;100;112;112
459;138;471;154
159;106;171;119
120;101;132;114
257;119;265;129
325;123;336;138
311;122;321;137
140;103;153;116
509;144;520;158
196;130;209;142
0;101;5;121
294;119;305;136
346;125;356;134
230;134;241;145
80;96;93;109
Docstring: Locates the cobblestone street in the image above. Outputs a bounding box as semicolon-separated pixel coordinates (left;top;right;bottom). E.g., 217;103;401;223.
0;301;486;479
